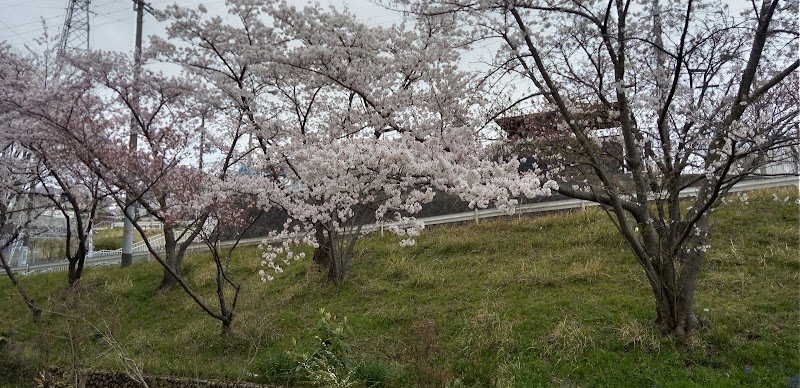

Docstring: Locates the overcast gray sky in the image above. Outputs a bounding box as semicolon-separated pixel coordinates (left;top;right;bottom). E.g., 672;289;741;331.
0;0;403;54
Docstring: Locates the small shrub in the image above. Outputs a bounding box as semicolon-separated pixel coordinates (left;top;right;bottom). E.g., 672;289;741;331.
0;337;40;386
288;308;357;387
92;234;122;251
262;309;396;387
33;370;70;388
354;359;392;387
260;352;299;384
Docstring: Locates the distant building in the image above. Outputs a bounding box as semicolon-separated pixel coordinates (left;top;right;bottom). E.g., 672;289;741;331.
495;104;625;174
497;106;799;179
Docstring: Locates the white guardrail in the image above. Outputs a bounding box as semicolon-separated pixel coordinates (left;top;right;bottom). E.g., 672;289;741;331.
5;176;798;275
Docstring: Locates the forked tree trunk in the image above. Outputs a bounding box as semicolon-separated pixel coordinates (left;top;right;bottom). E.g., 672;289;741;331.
157;216;207;291
313;215;364;285
67;243;87;287
325;229;345;284
312;225;351;285
328;250;344;285
326;228;361;285
651;216;708;338
652;276;702;338
221;316;233;337
67;260;82;287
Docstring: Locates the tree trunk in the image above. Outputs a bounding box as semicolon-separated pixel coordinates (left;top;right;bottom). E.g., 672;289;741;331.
313;218;363;285
326;229;353;285
313;223;349;283
328;250;343;284
68;262;80;287
158;229;181;290
67;243;87;287
312;224;332;268
673;216;707;338
652;282;701;338
327;230;361;285
652;215;708;338
221;316;232;337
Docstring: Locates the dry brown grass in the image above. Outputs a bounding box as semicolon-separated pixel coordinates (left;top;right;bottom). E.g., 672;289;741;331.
542;317;594;363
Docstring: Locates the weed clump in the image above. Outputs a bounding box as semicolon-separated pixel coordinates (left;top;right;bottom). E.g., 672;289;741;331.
543;317;594;362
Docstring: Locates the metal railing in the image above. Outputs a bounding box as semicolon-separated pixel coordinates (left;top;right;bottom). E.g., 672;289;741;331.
5;231;195;275
5;176;797;275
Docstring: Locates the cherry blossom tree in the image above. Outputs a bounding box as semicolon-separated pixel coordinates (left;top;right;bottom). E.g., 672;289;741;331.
401;0;799;337
64;51;213;290
154;0;552;284
0;139;42;321
66;51;262;335
0;109;42;322
0;43;59;320
0;42;122;288
194;190;264;335
27;137;111;287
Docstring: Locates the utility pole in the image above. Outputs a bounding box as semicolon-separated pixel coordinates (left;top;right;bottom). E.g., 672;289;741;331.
121;0;145;267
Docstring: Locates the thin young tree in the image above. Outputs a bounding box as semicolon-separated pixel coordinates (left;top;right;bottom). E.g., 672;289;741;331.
0;126;43;322
28;143;110;287
402;0;799;337
0;43;118;289
69;51;288;335
0;44;46;320
65;51;213;290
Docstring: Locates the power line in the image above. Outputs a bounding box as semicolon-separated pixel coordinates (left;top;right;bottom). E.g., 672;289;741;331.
92;0;122;8
0;4;64;9
0;1;131;45
0;0;408;49
0;14;64;32
0;19;28;42
93;14;132;29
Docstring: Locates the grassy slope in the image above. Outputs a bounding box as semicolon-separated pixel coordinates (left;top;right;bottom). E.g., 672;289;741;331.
91;228;160;251
1;188;798;387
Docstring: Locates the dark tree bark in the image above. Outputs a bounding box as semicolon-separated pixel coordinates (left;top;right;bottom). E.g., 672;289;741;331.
312;223;332;268
158;226;182;290
313;219;363;285
650;213;708;337
32;152;103;288
155;212;206;291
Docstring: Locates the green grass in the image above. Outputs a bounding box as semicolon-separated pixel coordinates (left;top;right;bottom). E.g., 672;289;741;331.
1;188;798;387
92;227;160;251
